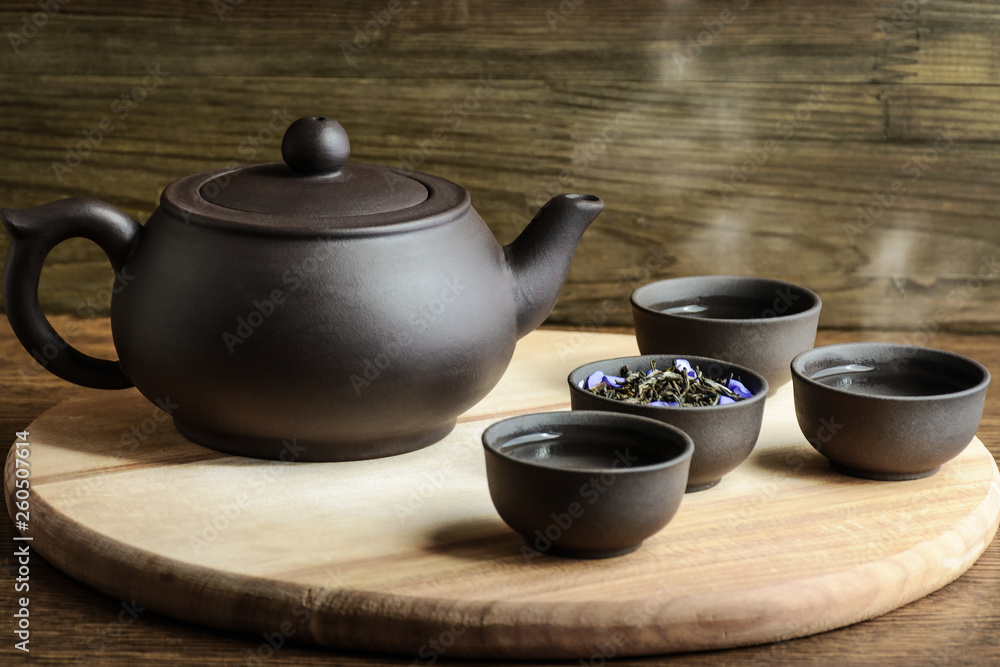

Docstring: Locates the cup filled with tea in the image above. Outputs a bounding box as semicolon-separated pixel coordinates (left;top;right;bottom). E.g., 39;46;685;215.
631;275;821;389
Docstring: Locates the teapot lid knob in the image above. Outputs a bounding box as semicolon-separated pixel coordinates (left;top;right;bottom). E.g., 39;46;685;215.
281;116;350;176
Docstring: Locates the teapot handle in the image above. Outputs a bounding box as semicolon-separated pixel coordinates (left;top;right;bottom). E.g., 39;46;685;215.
1;198;142;389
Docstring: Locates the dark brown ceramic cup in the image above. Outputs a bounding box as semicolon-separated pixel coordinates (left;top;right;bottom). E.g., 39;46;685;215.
631;276;821;389
482;411;693;559
568;355;768;492
791;342;990;480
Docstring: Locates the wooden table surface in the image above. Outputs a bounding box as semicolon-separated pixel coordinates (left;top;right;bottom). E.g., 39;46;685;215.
0;316;997;666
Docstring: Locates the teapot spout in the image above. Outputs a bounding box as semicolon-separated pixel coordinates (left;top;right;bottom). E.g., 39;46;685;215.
503;194;604;339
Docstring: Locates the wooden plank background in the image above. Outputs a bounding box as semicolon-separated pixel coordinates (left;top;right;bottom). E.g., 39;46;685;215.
0;0;998;332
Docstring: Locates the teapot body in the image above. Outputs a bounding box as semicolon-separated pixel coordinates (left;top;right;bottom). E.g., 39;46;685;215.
111;200;518;460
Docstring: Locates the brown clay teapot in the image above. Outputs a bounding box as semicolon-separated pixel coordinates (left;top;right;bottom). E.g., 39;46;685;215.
2;116;603;461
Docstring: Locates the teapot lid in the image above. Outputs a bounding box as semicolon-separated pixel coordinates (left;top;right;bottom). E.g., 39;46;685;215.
161;116;468;236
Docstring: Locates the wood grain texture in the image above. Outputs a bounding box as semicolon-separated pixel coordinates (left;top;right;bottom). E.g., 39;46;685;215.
0;1;999;332
4;327;999;660
0;316;998;665
0;0;992;84
0;2;884;81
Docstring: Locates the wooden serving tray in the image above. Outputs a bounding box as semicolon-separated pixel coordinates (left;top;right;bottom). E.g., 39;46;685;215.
5;330;999;659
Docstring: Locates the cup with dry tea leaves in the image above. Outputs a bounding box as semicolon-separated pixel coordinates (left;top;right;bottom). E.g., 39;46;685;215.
568;355;768;492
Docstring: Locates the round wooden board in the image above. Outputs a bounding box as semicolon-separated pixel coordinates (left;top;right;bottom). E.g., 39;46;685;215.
5;330;999;660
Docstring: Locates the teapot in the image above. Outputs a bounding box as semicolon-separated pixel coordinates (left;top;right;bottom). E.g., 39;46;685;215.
1;116;603;461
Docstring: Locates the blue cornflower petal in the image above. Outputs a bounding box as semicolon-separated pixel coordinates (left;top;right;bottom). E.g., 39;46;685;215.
675;358;697;378
605;375;625;388
586;370;607;390
727;378;753;398
718;395;736;405
647;401;668;407
577;379;585;389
